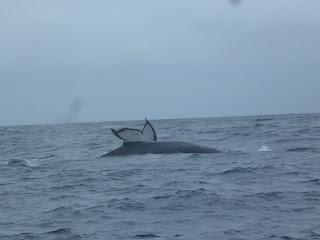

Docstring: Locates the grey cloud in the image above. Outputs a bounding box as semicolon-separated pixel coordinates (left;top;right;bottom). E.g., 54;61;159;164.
0;0;319;125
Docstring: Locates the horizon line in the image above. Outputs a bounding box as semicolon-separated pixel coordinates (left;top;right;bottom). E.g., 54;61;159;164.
0;111;319;128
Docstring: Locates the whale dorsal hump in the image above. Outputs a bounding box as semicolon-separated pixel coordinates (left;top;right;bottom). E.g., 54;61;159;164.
111;119;157;142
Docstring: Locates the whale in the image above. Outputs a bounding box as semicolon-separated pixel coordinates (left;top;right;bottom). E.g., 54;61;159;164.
101;141;219;157
101;119;220;157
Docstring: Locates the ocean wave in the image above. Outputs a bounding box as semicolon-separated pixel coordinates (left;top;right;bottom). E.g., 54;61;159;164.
46;227;71;234
225;150;249;155
36;154;56;160
198;129;221;134
253;165;275;171
43;227;87;239
294;127;320;135
48;182;90;191
245;191;284;201
275;137;320;143
301;179;320;185
1;232;37;239
134;233;160;239
286;147;318;153
218;167;254;175
1;115;320;240
44;206;69;213
292;206;315;212
269;235;302;240
255;118;273;122
107;198;147;211
175;188;207;198
231;132;251;137
302;191;320;201
306;179;320;183
301;230;320;239
4;159;38;168
49;194;77;201
155;189;223;211
151;195;172;200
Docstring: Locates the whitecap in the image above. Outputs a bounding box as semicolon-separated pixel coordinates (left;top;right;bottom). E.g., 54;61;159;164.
6;159;38;168
258;145;272;152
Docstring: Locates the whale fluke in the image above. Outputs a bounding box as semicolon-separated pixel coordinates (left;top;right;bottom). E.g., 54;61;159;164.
111;119;157;142
142;119;157;141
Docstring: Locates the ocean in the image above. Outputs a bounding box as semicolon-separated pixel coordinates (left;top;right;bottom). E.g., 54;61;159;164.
1;114;320;240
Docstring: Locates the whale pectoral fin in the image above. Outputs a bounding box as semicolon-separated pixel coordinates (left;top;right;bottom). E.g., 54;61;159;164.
111;128;143;142
142;119;157;141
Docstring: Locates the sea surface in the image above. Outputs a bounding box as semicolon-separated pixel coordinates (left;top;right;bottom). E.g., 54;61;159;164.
1;114;320;240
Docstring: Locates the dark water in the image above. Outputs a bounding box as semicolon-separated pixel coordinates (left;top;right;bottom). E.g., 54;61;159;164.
1;114;320;240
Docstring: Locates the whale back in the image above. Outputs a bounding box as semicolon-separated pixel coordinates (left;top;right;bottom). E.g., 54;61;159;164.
102;141;220;157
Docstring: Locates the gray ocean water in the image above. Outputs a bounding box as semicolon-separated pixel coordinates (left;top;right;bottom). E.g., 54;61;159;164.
1;114;320;240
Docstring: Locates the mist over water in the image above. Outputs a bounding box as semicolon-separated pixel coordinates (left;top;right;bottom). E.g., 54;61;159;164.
1;113;320;239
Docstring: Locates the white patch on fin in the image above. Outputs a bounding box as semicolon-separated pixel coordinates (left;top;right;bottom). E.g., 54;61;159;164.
111;119;157;142
142;119;157;141
111;128;143;142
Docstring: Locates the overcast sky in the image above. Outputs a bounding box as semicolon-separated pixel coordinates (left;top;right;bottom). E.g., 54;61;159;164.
0;0;319;126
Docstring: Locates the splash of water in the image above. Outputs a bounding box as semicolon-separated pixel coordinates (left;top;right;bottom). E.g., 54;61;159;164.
258;145;272;152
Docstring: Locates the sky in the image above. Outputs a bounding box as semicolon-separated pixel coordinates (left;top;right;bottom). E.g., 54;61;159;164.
0;0;320;126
